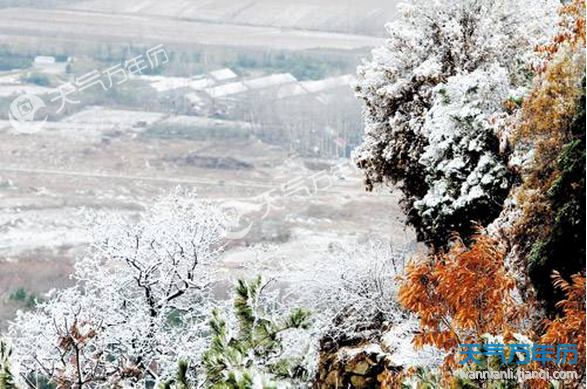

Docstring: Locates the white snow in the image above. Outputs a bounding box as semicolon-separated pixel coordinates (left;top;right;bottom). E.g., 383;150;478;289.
205;81;248;98
299;74;355;93
244;73;297;90
209;68;237;81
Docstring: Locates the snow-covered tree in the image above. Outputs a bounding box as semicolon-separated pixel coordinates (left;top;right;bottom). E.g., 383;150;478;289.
9;190;226;388
312;239;413;339
236;237;446;368
413;65;512;243
353;0;557;245
238;239;416;345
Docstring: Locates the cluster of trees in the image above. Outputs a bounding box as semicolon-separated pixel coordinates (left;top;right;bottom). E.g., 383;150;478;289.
0;0;584;388
1;192;410;388
353;0;585;387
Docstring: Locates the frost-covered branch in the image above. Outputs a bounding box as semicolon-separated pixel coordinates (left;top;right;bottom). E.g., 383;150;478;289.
9;189;227;388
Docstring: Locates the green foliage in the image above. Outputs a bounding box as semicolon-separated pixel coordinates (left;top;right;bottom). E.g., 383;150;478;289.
19;72;50;86
0;341;17;389
8;288;26;302
202;276;312;388
0;54;31;71
142;123;251;142
505;96;524;114
232;52;350;80
9;287;42;309
528;77;586;312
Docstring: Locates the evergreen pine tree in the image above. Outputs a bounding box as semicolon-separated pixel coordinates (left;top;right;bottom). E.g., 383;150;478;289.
159;359;193;389
202;276;312;389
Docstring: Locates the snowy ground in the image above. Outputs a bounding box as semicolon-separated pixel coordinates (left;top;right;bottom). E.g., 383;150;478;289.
0;8;384;51
0;108;410;328
63;0;397;36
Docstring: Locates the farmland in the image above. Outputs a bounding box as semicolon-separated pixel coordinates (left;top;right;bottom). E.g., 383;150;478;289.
0;0;407;330
0;110;411;326
0;8;385;52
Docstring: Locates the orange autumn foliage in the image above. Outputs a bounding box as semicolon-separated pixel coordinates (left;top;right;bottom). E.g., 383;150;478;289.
536;0;586;59
527;272;586;388
398;234;522;368
513;0;584;185
509;0;585;311
509;1;585;287
511;52;584;251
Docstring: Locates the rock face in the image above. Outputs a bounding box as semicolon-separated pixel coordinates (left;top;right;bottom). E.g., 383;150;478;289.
315;309;404;388
316;343;399;388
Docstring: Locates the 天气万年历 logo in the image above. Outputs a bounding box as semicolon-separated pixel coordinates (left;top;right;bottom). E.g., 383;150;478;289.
460;343;579;365
8;93;48;134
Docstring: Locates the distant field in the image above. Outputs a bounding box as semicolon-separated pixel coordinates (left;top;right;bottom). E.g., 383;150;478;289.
0;8;385;52
63;0;396;37
0;0;403;331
